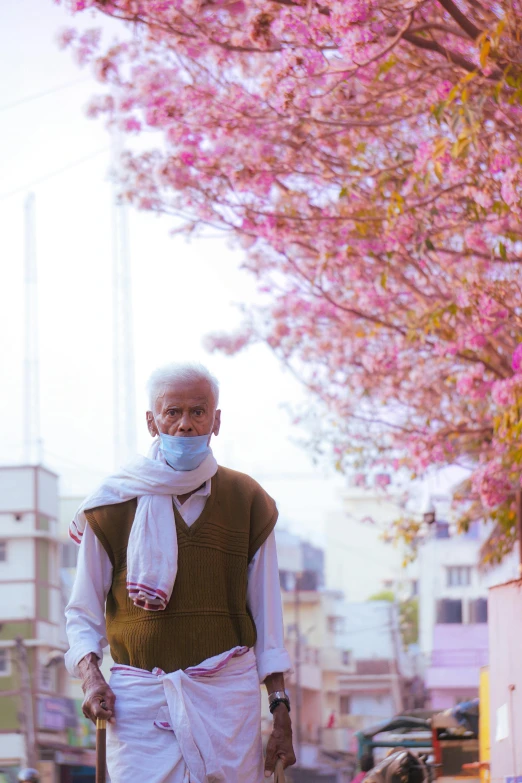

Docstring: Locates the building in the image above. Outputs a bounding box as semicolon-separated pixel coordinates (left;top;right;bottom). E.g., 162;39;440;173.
279;584;355;780
277;528;325;591
337;600;406;722
276;529;415;780
0;465;95;782
325;476;418;603
418;514;517;710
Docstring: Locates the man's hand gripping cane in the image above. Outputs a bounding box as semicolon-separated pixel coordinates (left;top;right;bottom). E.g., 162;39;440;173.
78;652;116;724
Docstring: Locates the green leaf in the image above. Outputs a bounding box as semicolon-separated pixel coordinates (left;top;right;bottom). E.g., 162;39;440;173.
425;238;435;251
499;242;507;260
339;186;348;199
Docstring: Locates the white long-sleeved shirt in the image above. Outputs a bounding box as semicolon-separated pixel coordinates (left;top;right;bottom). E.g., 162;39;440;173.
65;479;291;683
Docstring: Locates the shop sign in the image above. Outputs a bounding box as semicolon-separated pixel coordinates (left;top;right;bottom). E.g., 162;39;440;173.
37;696;78;731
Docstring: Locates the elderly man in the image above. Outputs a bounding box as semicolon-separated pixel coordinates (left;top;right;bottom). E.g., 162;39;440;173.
65;363;295;782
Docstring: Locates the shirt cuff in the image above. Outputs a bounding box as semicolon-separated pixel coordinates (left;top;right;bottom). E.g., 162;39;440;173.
255;647;292;683
64;643;103;679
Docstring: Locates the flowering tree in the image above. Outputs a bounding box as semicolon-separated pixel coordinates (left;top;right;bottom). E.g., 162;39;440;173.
59;0;522;560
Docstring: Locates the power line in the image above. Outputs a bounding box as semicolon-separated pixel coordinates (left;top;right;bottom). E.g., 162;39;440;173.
0;77;90;113
0;146;110;202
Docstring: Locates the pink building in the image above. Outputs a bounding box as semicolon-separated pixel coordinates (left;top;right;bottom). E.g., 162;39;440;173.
426;624;489;710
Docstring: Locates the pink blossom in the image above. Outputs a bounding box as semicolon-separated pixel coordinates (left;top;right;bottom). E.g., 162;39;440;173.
490;154;511;174
492;379;517;407
501;167;520;207
56;27;76;49
122;117;141;133
60;0;522;549
412;142;433;173
512;344;522;373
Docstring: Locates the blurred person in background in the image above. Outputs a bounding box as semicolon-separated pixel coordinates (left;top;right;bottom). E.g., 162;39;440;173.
64;362;295;782
17;770;39;782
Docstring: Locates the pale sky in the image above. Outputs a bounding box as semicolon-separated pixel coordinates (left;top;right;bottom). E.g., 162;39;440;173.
0;1;348;550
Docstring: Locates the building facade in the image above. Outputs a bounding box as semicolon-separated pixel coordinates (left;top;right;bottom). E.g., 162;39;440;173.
276;529;414;779
325;478;418;603
0;466;94;782
418;517;517;710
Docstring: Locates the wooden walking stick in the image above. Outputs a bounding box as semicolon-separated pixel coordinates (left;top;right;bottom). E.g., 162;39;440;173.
96;718;107;783
274;759;286;783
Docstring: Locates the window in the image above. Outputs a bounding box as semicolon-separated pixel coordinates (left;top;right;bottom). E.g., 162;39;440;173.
0;649;11;677
39;665;56;692
447;566;472;587
342;650;351;666
437;598;462;624
469;598;488;623
339;695;351;715
0;541;6;562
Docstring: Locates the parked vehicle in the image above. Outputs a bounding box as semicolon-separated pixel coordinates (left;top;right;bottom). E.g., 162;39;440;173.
355;706;480;783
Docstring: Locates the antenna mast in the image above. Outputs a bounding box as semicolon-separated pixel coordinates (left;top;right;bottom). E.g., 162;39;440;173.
24;193;43;465
112;136;137;468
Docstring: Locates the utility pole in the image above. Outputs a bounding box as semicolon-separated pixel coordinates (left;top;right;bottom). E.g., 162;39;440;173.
24;193;43;465
294;572;302;760
112;191;136;468
389;601;405;714
111;135;137;468
15;638;37;769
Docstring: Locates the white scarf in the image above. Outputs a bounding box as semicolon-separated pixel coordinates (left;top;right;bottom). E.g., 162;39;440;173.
69;439;218;611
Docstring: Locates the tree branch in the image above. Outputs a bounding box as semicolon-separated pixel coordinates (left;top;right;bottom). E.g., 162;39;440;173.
401;31;501;80
435;0;483;40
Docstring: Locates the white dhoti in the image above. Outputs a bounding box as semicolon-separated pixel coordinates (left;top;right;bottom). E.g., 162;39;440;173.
106;646;264;783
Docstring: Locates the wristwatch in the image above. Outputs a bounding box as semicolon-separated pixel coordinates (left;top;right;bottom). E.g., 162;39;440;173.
268;690;291;714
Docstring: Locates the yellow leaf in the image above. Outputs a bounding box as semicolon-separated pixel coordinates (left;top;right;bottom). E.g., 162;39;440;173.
432;138;448;158
434;161;443;181
480;39;491;69
448;85;459;103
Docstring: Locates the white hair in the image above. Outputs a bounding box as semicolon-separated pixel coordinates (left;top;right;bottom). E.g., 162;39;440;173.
146;362;220;409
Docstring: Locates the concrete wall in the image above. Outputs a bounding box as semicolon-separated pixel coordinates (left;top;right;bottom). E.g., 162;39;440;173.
0;467;36;512
326;488;416;602
424;620;488;709
37;468;59;520
350;692;394;720
488;579;522;779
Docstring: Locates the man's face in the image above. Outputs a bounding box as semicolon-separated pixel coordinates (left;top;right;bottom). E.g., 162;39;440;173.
146;378;221;440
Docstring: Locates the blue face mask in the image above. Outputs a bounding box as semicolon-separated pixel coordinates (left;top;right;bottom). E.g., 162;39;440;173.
159;432;212;471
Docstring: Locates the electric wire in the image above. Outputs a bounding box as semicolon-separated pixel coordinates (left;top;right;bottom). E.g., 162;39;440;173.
0;77;90;113
0;146;111;202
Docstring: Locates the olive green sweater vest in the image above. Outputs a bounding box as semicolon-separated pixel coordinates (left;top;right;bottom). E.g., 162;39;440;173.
85;466;278;673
